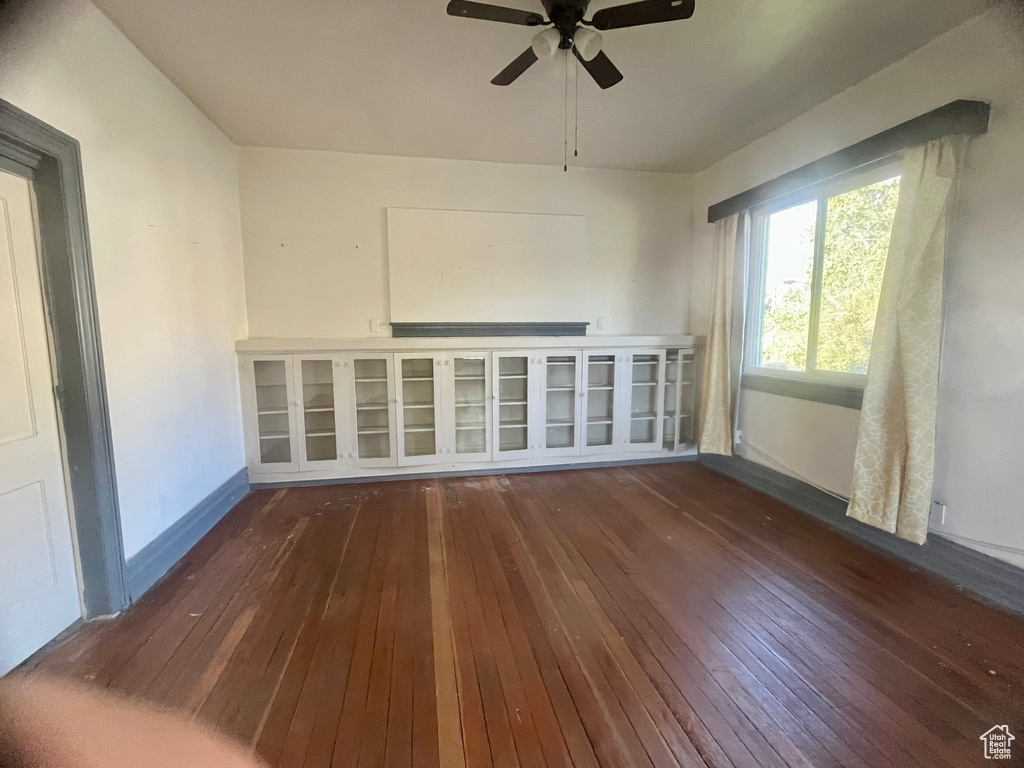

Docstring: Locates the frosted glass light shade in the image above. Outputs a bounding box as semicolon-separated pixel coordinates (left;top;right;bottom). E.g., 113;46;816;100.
531;27;561;58
573;27;603;61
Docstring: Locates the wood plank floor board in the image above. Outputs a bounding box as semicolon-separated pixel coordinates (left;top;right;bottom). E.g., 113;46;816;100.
26;465;1024;768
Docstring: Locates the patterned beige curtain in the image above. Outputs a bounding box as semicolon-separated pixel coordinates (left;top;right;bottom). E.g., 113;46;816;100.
847;136;964;543
699;214;739;455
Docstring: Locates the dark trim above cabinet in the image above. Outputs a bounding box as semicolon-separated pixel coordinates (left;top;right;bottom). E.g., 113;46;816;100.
708;100;990;223
391;322;589;337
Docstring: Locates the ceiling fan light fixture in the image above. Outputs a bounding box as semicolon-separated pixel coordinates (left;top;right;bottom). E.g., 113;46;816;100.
572;27;603;61
531;27;561;58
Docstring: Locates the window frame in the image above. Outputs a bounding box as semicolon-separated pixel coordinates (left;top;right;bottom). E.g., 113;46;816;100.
743;158;902;401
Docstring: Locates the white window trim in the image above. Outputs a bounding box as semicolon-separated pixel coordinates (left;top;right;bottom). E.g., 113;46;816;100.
743;159;902;393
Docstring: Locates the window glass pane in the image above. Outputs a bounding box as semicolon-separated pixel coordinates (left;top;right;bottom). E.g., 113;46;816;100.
759;200;817;371
816;176;900;373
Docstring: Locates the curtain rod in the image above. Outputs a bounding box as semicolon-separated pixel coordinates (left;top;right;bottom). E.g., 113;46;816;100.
706;99;990;223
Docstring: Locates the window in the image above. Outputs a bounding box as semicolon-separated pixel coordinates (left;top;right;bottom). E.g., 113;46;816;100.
746;164;901;386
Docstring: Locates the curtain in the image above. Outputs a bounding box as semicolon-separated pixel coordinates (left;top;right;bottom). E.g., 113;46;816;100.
699;213;739;455
847;136;964;544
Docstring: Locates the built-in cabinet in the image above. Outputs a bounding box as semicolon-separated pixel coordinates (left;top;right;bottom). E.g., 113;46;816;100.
240;339;701;481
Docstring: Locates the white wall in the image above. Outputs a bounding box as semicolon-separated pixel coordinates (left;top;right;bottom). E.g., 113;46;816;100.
0;0;249;558
690;2;1024;566
239;149;693;339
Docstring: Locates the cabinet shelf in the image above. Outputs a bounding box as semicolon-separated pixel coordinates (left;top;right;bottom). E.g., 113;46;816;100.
454;375;486;381
499;374;528;380
259;433;289;440
500;421;528;428
547;386;575;391
258;409;288;416
402;376;435;382
404;403;434;409
306;430;336;437
404;427;436;434
588;385;614;391
456;401;486;407
355;377;388;383
631;414;658;420
358;428;390;435
587;419;613;425
632;381;658;387
303;407;334;413
499;400;527;406
356;405;388;411
547;419;575;426
456;423;486;431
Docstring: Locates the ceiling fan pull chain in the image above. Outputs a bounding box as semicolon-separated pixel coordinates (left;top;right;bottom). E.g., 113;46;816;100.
563;48;569;172
574;51;579;158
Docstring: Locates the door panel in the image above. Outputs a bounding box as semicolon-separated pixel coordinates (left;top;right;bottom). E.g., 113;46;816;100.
348;355;398;468
626;350;666;452
251;357;299;472
450;354;491;462
0;170;80;674
581;350;621;456
492;352;533;460
537;352;582;458
395;354;444;466
296;356;345;472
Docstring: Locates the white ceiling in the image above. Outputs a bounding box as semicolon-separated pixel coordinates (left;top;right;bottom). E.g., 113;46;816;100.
92;0;993;172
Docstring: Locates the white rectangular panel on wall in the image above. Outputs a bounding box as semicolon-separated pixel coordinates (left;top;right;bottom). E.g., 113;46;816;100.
386;208;588;323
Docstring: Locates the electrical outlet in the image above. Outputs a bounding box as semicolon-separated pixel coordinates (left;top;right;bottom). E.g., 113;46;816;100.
596;316;606;330
930;500;946;527
734;429;742;444
370;318;383;333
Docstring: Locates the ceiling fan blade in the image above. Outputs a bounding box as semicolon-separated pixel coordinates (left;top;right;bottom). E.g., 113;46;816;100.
447;0;546;26
573;47;623;89
491;47;540;85
590;0;695;30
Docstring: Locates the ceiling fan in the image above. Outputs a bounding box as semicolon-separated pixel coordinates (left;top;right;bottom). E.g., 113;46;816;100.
447;0;695;89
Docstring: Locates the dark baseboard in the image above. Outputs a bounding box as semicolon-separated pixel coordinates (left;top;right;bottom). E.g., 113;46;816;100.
251;454;698;490
699;453;1024;618
123;468;250;602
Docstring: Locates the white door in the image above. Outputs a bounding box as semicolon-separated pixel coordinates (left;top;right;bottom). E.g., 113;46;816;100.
536;351;583;458
448;353;491;463
0;171;81;674
294;355;347;472
395;353;445;466
492;351;534;461
346;354;398;468
244;356;300;474
624;349;667;452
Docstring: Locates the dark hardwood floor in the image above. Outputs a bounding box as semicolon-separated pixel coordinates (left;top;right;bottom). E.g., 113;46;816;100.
30;463;1024;767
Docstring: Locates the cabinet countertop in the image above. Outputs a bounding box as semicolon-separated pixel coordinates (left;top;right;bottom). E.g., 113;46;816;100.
237;335;702;355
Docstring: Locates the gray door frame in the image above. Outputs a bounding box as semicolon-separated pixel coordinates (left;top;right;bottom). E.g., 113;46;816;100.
0;97;127;617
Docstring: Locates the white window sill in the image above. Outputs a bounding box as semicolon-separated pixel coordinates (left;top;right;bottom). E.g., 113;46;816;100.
741;372;864;410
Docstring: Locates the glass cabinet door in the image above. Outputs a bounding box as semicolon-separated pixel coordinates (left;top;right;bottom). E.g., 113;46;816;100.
582;352;618;454
663;350;681;452
297;357;341;469
350;356;397;467
493;353;532;460
540;353;582;457
252;358;297;471
628;350;666;451
396;355;442;465
677;348;698;449
451;355;490;460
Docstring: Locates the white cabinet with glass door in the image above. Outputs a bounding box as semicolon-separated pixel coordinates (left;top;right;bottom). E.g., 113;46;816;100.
625;350;666;452
246;356;300;473
581;350;622;455
537;352;583;458
346;354;398;468
294;355;348;472
449;353;491;462
395;354;445;466
492;352;534;460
